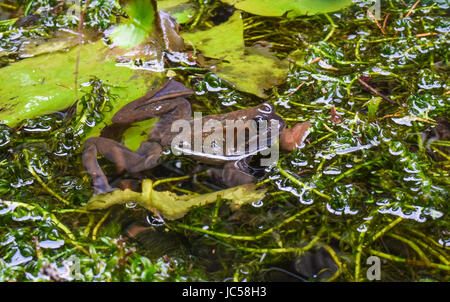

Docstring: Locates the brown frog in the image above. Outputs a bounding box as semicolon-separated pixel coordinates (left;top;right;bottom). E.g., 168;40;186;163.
82;79;311;194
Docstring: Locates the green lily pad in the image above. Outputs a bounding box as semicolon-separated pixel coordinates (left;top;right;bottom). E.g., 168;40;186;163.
157;0;197;24
86;179;267;220
221;0;354;17
182;11;288;98
0;39;164;128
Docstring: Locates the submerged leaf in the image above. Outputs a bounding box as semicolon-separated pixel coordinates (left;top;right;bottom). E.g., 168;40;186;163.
182;12;288;98
221;0;353;17
85;179;267;220
110;23;149;48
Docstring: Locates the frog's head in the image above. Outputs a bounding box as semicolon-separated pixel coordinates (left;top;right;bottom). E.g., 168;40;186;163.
254;103;312;152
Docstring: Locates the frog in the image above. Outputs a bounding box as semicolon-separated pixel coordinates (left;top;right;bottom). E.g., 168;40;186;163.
82;79;311;194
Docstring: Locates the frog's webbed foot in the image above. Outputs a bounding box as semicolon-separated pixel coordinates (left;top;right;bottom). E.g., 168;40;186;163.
208;161;255;187
82;137;163;194
280;122;312;151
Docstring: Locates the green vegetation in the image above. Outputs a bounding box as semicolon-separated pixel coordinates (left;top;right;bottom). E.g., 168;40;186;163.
0;0;449;282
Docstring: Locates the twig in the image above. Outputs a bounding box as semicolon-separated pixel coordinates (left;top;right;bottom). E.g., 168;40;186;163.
152;171;208;188
408;229;450;251
286;81;306;97
355;230;367;282
382;13;390;31
407;235;450;265
367;9;385;35
358;78;396;105
405;0;421;18
212;228;325;255
416;32;438;37
333;160;376;183
83;214;95;238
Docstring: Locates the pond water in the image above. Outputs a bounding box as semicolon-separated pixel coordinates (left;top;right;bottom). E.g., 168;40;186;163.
0;0;449;282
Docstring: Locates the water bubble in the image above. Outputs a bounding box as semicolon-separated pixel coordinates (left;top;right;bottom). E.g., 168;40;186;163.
7;248;33;267
251;200;264;208
125;202;136;208
39;240;65;249
10;178;34;188
357;224;368;232
146;215;165;226
323;168;341;175
0;201;18;215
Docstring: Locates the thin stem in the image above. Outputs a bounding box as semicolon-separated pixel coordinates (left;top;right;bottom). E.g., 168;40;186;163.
368;249;450;271
323;244;342;282
371;217;403;243
277;162;331;200
92;208;113;241
175;207;313;241
388;233;431;263
333;160;376;183
23;150;70;206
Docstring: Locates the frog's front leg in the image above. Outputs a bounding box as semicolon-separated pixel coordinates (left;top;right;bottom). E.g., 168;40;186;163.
82;137;162;194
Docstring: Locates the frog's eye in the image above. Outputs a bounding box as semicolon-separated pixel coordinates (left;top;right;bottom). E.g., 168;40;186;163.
257;103;273;114
254;115;263;123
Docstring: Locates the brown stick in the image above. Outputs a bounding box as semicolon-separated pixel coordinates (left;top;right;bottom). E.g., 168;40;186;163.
286;81;306;97
368;9;385;35
405;0;421;18
358;78;396;105
382;13;390;31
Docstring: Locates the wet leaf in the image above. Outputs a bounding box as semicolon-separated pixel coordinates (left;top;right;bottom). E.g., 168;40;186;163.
18;30;83;59
181;11;288;98
221;0;353;17
111;0;156;48
0;39;164;128
85;179;267;220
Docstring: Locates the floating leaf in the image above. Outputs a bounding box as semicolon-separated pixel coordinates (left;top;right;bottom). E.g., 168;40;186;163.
111;0;156;48
86;179;267;220
221;0;353;17
0;39;164;128
182;12;288;98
